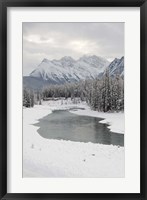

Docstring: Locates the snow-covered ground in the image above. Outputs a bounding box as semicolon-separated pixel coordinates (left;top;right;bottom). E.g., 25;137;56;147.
23;99;124;177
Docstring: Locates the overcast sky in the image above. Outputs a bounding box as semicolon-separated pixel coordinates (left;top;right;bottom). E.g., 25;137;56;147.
23;22;124;76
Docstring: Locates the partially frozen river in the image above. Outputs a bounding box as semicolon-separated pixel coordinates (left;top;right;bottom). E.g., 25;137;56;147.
34;110;124;146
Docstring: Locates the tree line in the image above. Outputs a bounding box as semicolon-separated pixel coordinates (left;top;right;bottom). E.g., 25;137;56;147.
23;70;124;112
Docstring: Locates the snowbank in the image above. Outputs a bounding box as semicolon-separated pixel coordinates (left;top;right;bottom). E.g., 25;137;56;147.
23;103;124;178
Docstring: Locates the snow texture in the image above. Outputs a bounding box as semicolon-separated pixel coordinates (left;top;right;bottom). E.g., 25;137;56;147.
23;100;124;177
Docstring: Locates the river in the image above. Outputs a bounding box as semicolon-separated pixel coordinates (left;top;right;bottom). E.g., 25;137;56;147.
34;110;124;146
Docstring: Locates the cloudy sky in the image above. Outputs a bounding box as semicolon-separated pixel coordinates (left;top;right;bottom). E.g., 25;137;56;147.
23;23;124;76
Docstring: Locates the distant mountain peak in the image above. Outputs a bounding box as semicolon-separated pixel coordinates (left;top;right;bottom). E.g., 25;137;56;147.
107;57;124;77
61;56;75;62
42;58;49;63
24;55;124;90
29;55;111;84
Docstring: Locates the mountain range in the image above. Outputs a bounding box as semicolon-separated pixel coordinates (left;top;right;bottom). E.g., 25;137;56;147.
23;55;124;90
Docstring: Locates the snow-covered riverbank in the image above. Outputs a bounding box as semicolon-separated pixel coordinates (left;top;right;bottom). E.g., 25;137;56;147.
42;99;124;134
23;100;124;177
70;108;124;134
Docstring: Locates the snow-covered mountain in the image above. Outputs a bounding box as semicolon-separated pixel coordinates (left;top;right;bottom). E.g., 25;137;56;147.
107;56;124;77
98;56;124;78
30;55;110;83
23;55;124;90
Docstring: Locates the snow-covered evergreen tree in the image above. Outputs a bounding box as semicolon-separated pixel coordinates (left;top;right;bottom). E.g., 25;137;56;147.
23;88;34;107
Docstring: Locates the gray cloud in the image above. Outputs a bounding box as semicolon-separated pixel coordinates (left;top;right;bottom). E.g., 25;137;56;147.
23;22;124;75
